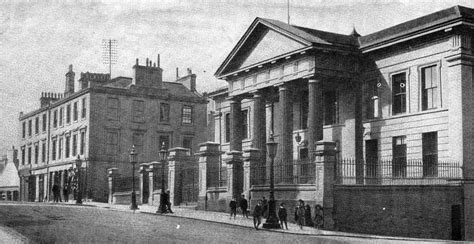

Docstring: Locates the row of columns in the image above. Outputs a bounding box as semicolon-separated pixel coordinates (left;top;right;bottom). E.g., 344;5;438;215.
27;169;73;202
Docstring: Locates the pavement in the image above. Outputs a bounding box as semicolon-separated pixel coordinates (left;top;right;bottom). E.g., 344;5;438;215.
0;200;462;243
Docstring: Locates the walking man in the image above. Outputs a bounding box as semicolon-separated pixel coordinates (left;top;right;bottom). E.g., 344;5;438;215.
239;194;248;218
295;199;305;229
253;200;263;230
229;197;237;219
63;184;69;202
52;184;59;203
165;190;173;213
278;202;288;230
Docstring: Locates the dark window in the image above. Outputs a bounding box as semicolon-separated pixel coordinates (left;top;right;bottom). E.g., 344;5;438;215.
73;102;78;121
422;132;438;177
35;117;39;134
66;104;71;123
34;144;38;164
132;100;145;123
132;132;144;153
300;92;308;129
159;135;170;150
392;73;406;114
106;131;118;155
242;109;249;139
27;147;31;164
324;90;337;125
22;122;26;138
59;108;64;126
365;139;379;182
28;120;32;136
224;113;230;143
107;98;119;120
42;114;47;132
21;147;25;165
80;130;85;155
422;65;438;110
52;139;57;161
65;135;70;158
183;137;193;153
81;98;86;118
182;105;193;124
41;141;46;163
58;138;63;159
392;136;407;177
72;134;77;157
160;103;170;122
53;110;58;128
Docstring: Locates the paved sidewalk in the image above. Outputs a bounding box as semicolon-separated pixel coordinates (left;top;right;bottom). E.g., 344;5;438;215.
85;201;450;243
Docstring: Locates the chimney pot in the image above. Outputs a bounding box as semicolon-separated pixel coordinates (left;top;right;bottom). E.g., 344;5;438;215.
157;54;160;67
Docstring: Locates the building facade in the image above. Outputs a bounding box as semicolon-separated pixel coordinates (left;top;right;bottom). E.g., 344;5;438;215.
0;147;19;201
205;6;474;240
18;55;207;202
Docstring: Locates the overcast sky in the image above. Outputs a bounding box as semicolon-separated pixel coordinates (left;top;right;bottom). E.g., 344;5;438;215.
1;0;473;153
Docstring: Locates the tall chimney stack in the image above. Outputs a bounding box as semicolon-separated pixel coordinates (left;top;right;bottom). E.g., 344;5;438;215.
64;64;75;97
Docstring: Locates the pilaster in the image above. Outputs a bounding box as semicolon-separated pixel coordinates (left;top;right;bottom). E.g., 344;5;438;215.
243;148;261;198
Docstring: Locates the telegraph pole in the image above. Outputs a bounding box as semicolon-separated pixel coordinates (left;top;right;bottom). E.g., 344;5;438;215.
102;39;117;79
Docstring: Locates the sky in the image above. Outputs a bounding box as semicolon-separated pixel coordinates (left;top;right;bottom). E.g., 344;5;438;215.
1;0;473;153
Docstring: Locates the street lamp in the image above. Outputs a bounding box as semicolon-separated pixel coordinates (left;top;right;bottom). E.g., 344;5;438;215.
129;145;139;210
75;155;83;205
157;143;169;213
263;132;280;229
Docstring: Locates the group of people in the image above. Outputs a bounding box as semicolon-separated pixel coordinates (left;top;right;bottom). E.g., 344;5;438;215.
229;196;324;230
51;184;69;203
158;190;173;214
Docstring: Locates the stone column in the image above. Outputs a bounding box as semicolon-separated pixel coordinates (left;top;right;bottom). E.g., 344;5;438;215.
224;151;243;199
229;98;243;152
314;141;337;230
138;164;148;205
196;142;222;210
60;170;65;201
308;78;324;161
243;148;261;199
107;168;118;204
167;147;189;206
252;91;267;182
354;79;364;184
278;84;293;183
35;174;40;202
146;163;158;205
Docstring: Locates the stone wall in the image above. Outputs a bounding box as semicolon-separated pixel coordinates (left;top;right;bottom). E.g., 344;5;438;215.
334;185;463;240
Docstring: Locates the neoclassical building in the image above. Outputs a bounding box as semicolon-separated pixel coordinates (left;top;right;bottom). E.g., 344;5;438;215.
18;56;207;202
205;5;474;240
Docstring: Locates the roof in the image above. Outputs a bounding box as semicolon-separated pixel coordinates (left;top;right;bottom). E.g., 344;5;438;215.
360;5;474;49
162;82;202;99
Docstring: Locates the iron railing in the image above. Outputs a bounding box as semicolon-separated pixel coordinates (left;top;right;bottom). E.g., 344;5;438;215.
336;158;463;185
250;159;315;185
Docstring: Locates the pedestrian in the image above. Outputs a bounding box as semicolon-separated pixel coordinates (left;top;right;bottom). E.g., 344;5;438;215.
278;202;288;230
295;199;305;229
239;194;248;218
304;204;313;226
63;184;69;202
262;196;268;218
52;184;59;203
165;190;173;213
253;200;263;230
229;197;237;219
313;204;324;229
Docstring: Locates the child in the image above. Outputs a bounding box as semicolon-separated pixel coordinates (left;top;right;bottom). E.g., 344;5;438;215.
278;202;288;230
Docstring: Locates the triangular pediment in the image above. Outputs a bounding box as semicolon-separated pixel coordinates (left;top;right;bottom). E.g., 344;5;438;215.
216;18;311;78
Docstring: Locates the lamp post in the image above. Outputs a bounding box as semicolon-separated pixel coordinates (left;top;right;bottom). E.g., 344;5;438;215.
263;132;280;229
75;155;83;205
157;143;169;213
129;146;139;210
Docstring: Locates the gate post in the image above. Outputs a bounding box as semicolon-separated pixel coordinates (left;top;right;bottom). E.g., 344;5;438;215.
147;163;159;205
138;163;148;205
314;141;337;230
168;147;189;206
224;150;243;200
243;148;260;200
107;168;119;204
196;142;222;210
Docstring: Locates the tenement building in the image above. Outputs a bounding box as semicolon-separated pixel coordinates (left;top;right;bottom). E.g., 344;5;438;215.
203;6;474;240
17;55;207;202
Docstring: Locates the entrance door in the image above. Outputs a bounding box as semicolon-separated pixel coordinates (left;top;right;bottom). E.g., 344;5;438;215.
451;204;462;240
28;176;36;202
365;139;378;184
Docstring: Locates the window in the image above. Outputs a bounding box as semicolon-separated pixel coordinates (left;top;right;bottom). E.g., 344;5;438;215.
224;113;230;143
106;131;119;155
52;139;57;161
324;90;338;125
58;138;63;159
422;132;438;177
35;117;39;134
22;122;26;138
42;114;47;132
107;98;119;120
132;100;145;123
72;134;77;157
392;72;406;115
81;98;86;119
66;104;71;123
132;132;144;153
28;120;32;136
80;130;85;155
159;135;170;150
182;105;193;124
392;136;407;177
160;103;170;122
73;102;78;121
242;109;249;139
27;146;31;164
53;110;58;128
41;141;46;163
364;80;379;119
21;147;25;165
421;65;438;110
65;135;70;158
183;137;193;153
300;93;308;129
59;108;64;126
34;143;38;164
